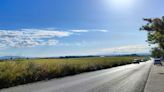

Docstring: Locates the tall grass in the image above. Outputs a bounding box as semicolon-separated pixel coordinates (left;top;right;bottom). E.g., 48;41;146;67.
0;56;141;89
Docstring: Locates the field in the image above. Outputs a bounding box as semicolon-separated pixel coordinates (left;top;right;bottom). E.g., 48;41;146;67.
0;56;143;89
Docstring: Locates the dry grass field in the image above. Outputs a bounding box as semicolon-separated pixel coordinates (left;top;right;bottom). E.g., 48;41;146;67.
0;56;143;89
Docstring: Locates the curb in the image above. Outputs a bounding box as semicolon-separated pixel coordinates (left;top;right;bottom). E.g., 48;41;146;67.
143;63;153;92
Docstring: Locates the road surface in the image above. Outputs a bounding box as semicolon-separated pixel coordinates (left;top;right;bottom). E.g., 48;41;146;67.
0;60;152;92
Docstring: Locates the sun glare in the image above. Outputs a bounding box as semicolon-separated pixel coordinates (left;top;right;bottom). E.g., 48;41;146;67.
104;0;136;12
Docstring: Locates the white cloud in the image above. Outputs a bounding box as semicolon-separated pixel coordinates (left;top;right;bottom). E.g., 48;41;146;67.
101;45;150;53
0;29;72;48
93;44;151;54
21;29;72;38
70;29;109;33
71;30;89;33
97;30;109;32
46;40;59;46
0;28;109;48
55;44;150;56
59;41;86;47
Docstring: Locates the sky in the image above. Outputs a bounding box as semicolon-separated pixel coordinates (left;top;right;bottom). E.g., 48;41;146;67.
0;0;163;57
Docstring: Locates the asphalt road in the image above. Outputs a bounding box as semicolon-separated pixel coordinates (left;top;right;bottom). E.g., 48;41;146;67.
0;60;152;92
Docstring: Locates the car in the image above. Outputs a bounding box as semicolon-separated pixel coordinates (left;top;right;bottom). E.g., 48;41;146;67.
141;58;147;62
140;59;145;62
154;58;162;65
133;59;140;64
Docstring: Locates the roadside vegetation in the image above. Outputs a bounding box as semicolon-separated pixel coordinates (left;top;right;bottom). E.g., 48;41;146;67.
0;56;142;89
140;16;164;58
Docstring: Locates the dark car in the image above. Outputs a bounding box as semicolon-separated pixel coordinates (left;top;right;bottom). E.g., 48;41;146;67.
154;58;162;65
140;59;147;62
133;59;140;64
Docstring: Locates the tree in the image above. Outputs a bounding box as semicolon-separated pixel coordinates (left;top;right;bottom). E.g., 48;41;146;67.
140;16;164;58
151;47;164;58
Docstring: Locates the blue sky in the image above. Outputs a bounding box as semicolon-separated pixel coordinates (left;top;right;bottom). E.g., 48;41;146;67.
0;0;163;57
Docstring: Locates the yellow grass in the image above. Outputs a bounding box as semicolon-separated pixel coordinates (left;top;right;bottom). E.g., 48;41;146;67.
0;56;142;89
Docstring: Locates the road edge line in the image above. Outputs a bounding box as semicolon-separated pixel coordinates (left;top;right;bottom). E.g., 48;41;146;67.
142;62;153;92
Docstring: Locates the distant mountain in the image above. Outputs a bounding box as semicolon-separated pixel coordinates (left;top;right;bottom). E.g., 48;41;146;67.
0;53;151;60
0;56;26;60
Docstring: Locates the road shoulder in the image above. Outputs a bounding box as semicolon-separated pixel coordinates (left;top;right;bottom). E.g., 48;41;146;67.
144;65;164;92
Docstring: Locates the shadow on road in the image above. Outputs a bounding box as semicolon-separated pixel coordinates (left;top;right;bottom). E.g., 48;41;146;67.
158;73;164;75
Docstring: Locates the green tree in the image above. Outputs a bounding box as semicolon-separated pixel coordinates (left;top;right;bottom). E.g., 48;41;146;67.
151;47;164;58
140;16;164;58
